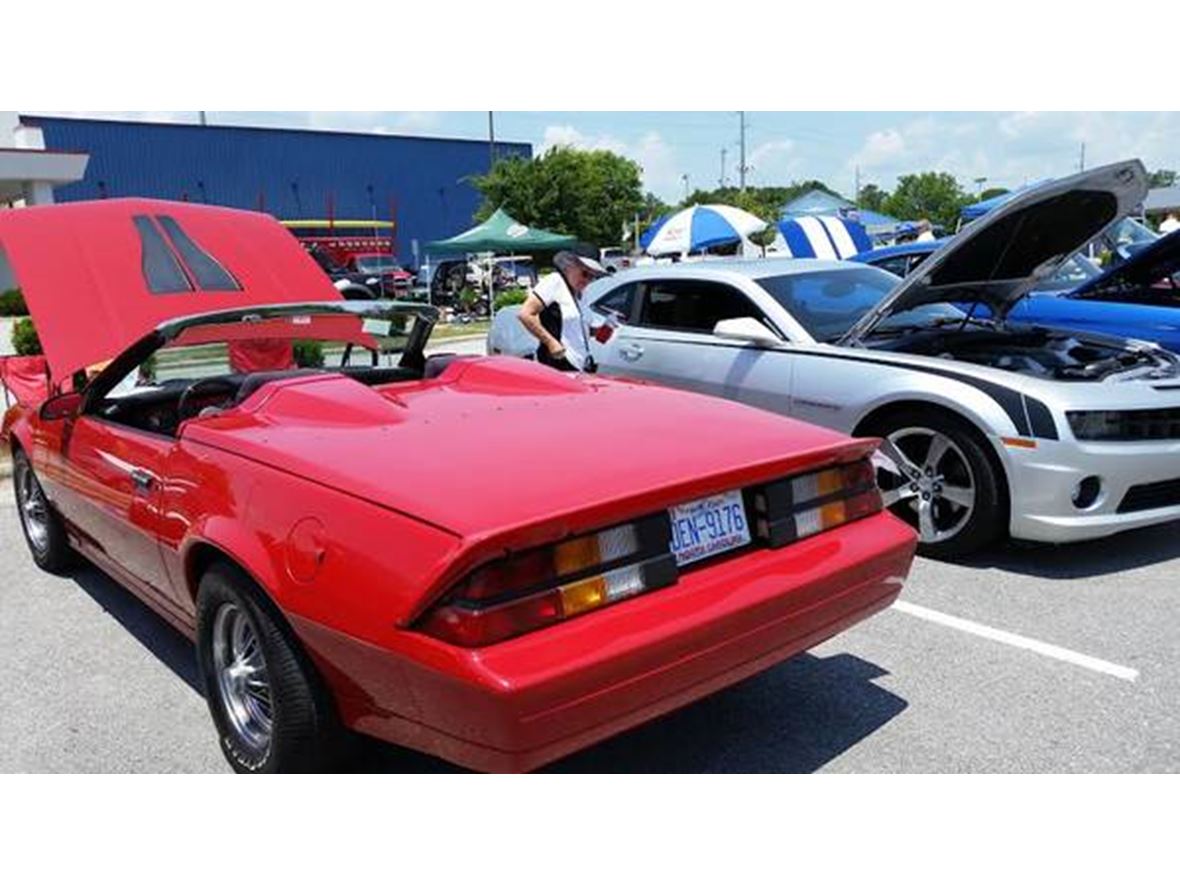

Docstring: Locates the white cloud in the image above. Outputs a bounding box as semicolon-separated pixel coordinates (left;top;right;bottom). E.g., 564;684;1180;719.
539;124;680;199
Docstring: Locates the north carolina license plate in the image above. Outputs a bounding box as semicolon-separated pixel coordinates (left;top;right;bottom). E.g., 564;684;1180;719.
668;490;752;566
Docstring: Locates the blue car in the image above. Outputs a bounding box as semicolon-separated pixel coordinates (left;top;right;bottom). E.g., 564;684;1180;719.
854;228;1180;351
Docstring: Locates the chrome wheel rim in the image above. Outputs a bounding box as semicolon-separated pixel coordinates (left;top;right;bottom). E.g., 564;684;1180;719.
211;603;273;754
15;461;51;556
872;427;976;544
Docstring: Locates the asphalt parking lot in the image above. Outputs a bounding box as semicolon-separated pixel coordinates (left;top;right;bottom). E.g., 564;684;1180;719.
3;473;1179;773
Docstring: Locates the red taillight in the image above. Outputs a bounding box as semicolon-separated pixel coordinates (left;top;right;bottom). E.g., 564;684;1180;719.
592;323;614;344
418;517;676;647
750;458;883;547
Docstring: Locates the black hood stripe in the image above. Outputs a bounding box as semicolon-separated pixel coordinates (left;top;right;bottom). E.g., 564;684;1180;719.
618;335;1059;439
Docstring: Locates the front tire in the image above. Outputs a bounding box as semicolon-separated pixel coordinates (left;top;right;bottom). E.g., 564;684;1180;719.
12;449;75;574
862;408;1006;559
196;563;342;773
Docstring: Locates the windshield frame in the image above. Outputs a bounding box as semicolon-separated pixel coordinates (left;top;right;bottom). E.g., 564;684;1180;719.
80;300;438;412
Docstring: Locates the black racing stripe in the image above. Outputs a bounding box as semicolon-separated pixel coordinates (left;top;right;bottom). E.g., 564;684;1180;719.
1023;394;1059;440
622;336;1044;437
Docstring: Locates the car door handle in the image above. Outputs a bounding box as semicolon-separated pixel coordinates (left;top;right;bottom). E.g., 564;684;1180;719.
620;343;645;361
129;469;155;493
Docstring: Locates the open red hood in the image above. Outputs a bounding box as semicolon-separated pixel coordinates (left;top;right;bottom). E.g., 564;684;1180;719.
0;199;341;381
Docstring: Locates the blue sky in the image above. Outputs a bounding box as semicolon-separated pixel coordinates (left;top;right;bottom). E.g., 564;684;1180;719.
9;111;1180;202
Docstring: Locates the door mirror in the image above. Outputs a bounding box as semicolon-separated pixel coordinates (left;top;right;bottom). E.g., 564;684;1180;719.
39;391;83;422
713;317;781;346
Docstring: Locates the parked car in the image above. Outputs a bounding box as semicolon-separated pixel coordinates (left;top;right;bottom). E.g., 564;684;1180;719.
600;247;634;274
855;229;1180;352
307;246;410;299
1;199;915;772
546;160;1180;559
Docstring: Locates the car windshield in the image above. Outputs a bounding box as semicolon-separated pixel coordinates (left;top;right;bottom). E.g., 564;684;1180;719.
756;267;965;342
1038;254;1101;291
102;302;433;401
355;255;402;273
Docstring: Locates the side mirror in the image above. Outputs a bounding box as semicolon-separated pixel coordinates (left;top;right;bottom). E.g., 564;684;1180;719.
39;391;83;422
713;317;781;346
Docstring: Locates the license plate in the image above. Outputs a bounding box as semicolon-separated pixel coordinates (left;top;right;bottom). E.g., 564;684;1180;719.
668;490;751;566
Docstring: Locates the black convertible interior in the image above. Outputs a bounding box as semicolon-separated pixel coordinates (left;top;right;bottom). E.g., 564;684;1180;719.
96;354;463;437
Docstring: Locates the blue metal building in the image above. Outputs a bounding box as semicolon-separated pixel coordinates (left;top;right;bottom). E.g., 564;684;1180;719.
20;115;531;264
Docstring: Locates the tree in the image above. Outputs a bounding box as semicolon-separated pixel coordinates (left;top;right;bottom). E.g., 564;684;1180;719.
856;183;889;213
1149;169;1177;189
883;172;970;229
978;187;1010;202
471;146;644;248
675;181;845;222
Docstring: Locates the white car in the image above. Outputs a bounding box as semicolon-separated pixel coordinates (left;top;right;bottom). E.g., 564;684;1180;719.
490;160;1180;558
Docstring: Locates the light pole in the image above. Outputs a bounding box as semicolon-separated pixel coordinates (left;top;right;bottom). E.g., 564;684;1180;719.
974;176;988;197
681;173;690;203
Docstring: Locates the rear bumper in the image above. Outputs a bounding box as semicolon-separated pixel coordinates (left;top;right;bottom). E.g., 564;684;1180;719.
294;513;915;772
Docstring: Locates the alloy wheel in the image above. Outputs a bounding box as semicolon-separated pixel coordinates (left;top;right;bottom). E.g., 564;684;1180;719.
872;426;976;544
15;460;51;556
211;602;273;754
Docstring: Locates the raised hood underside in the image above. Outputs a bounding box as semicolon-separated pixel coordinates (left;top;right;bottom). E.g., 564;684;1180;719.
843;159;1149;343
1072;226;1180;297
0;199;341;381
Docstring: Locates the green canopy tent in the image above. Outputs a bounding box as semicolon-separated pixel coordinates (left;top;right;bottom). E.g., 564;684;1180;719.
424;208;577;255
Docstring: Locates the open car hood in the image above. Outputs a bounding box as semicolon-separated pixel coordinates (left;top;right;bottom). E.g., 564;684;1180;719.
0;199;341;382
841;160;1149;344
1071;226;1180;297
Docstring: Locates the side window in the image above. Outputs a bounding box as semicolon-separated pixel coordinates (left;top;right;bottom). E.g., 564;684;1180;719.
592;283;636;322
637;279;767;335
872;255;912;278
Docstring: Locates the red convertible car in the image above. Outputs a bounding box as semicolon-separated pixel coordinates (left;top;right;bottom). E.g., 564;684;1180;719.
2;200;915;772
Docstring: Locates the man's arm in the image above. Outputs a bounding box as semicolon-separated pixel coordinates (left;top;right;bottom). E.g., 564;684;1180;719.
518;292;566;358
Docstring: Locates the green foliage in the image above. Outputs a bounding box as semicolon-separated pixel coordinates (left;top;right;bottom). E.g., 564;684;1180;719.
11;317;42;356
978;187;1009;201
679;181;843;222
856;184;889;213
0;288;27;317
882;172;970;229
458;287;480;308
292;339;324;368
492;288;529;312
472;146;644;248
1149;169;1176;189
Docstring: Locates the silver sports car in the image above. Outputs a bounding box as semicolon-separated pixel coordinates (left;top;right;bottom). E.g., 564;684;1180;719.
492;160;1180;558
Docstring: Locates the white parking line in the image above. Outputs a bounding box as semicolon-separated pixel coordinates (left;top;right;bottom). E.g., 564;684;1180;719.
892;600;1140;682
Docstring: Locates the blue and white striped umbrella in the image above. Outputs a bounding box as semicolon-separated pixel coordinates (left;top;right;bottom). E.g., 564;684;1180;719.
642;204;770;256
776;215;871;259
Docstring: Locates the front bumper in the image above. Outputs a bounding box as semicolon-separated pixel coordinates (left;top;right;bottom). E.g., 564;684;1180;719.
1004;435;1180;542
292;513;914;772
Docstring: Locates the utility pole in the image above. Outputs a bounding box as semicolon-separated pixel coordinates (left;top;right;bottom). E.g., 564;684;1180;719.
738;111;750;192
682;173;690;202
198;111;208;126
974;176;988;197
854;166;861;203
488;112;496;166
1079;141;1086;172
719;148;727;188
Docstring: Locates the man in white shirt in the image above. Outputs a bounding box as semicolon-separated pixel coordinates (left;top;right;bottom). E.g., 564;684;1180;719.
1159;212;1180;235
518;251;607;371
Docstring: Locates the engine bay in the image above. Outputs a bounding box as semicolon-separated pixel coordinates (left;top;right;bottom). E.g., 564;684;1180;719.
869;325;1178;381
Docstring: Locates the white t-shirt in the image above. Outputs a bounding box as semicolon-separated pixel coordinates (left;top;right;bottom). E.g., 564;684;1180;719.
532;272;591;370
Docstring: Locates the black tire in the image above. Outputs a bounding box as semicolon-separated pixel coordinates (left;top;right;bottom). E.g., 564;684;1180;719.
196;563;342;773
861;408;1006;560
11;449;76;574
